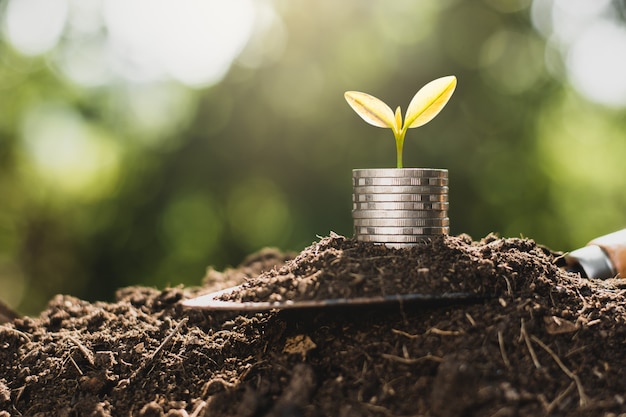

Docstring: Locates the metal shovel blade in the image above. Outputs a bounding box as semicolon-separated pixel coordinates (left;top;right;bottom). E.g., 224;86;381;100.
181;285;485;312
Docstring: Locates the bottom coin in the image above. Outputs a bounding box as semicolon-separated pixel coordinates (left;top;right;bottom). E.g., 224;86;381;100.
376;242;430;249
354;232;449;243
355;226;449;235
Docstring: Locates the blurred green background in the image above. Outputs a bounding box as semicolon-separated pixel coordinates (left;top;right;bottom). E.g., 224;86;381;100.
2;0;626;315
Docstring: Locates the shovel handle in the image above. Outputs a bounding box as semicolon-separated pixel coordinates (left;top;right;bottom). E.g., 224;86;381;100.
566;229;626;278
587;229;626;278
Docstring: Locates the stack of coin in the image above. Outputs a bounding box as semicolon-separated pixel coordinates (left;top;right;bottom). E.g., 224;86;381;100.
352;168;449;248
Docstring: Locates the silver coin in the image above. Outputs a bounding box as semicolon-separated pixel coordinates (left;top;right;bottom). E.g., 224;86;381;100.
353;185;448;195
352;209;448;219
355;226;449;235
378;242;431;248
353;193;448;203
353;177;448;187
352;201;449;211
354;218;449;227
353;168;447;178
355;232;449;243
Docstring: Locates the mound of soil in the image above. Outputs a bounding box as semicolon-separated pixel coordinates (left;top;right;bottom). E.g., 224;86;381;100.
2;233;626;416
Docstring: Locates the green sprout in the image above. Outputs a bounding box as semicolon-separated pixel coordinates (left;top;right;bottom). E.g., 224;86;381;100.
344;75;457;168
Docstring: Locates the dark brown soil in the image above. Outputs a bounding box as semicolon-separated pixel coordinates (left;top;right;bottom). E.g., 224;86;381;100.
218;233;516;304
3;233;626;417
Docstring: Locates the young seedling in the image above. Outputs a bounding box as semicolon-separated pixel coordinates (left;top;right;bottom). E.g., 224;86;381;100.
345;75;457;168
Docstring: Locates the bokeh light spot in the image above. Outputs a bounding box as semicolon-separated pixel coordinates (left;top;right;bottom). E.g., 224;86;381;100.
103;0;257;87
20;102;120;199
2;0;68;56
227;178;292;250
160;193;223;262
236;1;287;69
481;30;545;94
532;0;625;108
483;0;531;13
374;0;437;46
261;60;325;119
443;4;502;69
536;93;626;243
566;21;626;108
0;259;26;310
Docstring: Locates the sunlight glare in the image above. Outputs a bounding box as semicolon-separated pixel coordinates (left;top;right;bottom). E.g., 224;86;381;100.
2;0;68;56
550;0;611;46
532;0;626;108
567;21;626;108
103;0;256;87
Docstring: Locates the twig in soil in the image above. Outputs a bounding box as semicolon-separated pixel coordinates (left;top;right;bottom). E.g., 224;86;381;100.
465;313;476;327
359;255;404;261
360;360;369;381
362;403;395;417
14;385;26;404
0;326;31;342
59;350;84;377
565;345;588;358
537;394;549;412
426;327;463;336
390;327;463;338
67;335;95;366
501;275;512;296
121;317;188;386
531;335;589;408
545;382;575;414
68;355;83;376
497;330;510;369
149;318;187;360
381;353;443;365
391;328;419;339
189;400;207;417
201;377;237;396
519;319;541;369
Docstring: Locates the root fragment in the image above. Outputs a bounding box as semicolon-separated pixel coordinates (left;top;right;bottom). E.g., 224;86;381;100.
520;319;541;369
497;330;510;369
531;335;588;408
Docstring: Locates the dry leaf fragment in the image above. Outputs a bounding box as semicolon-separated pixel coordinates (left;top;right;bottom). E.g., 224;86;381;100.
283;335;317;359
544;316;578;335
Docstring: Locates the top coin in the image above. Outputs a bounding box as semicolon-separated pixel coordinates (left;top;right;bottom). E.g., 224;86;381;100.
353;168;448;178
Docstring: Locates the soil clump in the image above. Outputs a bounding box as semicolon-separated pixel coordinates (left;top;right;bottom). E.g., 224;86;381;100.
2;233;626;416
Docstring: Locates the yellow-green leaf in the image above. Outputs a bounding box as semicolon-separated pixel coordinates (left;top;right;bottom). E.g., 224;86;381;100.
344;91;396;131
404;75;457;129
394;106;403;134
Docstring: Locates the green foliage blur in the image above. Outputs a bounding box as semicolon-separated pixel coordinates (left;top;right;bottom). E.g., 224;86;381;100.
2;0;626;315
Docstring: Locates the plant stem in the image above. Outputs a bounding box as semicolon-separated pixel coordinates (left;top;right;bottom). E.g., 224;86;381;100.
395;130;405;169
395;136;404;169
